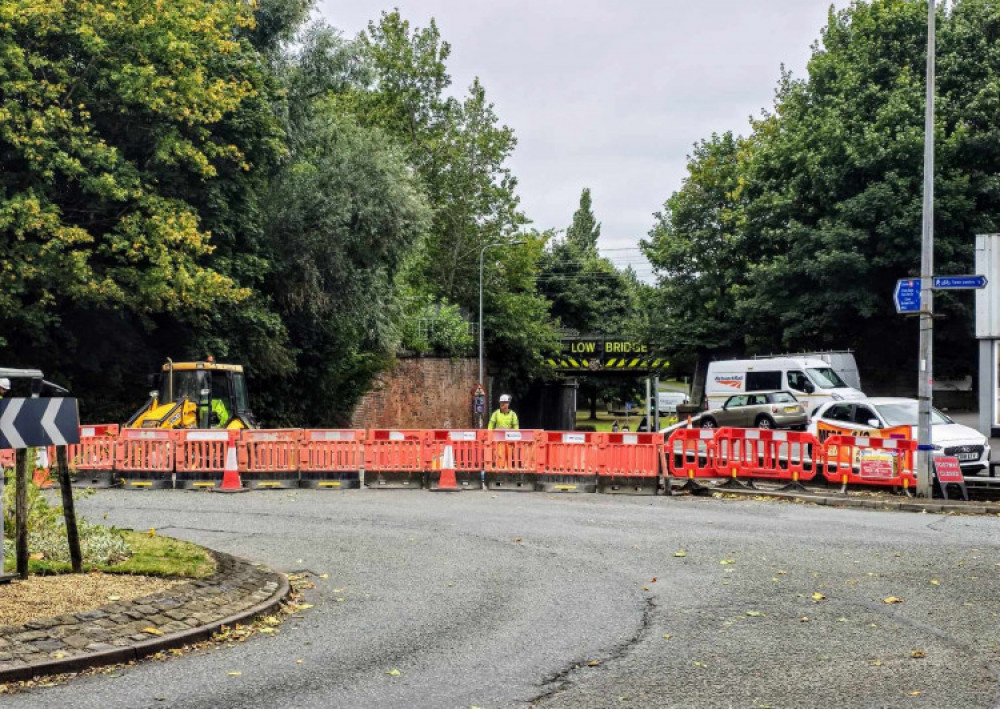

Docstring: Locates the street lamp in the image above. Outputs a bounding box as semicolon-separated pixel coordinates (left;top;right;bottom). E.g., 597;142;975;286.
478;240;526;402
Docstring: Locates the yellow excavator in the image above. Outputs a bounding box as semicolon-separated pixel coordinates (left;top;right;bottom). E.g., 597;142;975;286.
126;358;258;430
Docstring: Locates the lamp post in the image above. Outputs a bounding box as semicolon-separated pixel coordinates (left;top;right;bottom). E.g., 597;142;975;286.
478;240;525;424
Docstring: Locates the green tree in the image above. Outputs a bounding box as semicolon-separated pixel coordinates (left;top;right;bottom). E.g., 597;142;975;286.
565;188;601;252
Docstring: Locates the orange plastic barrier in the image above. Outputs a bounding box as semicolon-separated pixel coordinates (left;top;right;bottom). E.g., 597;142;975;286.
712;428;822;486
484;429;543;491
665;428;719;481
596;432;663;494
0;449;13;469
425;430;482;490
240;429;300;489
175;430;237;490
67;424;119;487
538;431;598;493
365;429;426;488
821;434;918;490
298;430;363;489
116;429;176;489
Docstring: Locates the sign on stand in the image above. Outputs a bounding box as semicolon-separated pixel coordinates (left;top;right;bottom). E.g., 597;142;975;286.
933;456;968;501
894;275;988;314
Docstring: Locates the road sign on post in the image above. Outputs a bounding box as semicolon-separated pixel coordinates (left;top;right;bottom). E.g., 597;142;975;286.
0;398;80;449
931;274;988;289
894;279;922;313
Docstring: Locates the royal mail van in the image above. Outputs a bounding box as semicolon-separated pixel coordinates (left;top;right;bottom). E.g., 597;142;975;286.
704;357;864;415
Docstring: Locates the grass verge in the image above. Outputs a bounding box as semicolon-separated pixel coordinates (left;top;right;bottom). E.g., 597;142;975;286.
19;531;215;578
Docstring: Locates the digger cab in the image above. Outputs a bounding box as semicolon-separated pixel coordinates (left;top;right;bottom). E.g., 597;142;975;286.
127;359;257;430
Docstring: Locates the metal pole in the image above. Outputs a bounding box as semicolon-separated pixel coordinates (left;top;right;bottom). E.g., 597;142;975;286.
645;377;652;432
478;241;525;428
917;0;936;498
15;449;28;579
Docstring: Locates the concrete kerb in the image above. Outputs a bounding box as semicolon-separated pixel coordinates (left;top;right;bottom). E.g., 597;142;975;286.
709;485;1000;514
0;551;291;684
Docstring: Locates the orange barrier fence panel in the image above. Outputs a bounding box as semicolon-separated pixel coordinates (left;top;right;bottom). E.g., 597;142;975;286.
596;432;663;478
712;428;821;483
665;428;718;479
116;430;176;489
821;435;918;489
425;430;484;471
364;430;426;472
240;429;300;473
543;431;599;476
68;424;120;472
483;429;542;473
175;430;235;474
299;430;364;472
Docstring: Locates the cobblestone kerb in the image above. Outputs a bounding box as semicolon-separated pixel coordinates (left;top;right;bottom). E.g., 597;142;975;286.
0;550;289;683
702;484;1000;514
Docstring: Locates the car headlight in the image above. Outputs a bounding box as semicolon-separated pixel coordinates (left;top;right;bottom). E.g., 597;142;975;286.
831;393;843;401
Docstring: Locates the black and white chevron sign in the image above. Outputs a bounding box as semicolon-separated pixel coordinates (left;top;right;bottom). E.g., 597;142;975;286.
0;398;80;449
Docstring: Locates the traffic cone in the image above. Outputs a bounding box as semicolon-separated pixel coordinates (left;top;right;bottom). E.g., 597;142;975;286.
212;434;247;494
33;447;53;489
434;444;460;492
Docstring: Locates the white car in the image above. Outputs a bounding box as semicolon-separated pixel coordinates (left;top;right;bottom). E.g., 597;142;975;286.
808;398;991;474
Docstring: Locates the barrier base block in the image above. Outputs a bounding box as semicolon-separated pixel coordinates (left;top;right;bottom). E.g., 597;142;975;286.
598;476;659;495
121;474;173;490
242;472;299;490
717;478;752;491
485;473;537;492
364;471;425;489
68;470;118;489
175;473;223;490
299;472;361;489
535;475;597;493
427;470;480;490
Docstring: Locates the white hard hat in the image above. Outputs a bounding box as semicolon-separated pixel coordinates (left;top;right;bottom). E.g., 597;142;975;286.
0;378;10;389
499;394;512;403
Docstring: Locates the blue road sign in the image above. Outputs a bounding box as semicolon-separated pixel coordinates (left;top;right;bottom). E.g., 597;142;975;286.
931;274;988;290
894;279;921;313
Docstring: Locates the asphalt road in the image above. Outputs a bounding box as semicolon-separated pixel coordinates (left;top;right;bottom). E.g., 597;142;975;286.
5;490;1000;709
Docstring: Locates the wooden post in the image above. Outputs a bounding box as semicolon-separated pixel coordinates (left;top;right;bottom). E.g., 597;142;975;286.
56;446;82;572
15;448;28;579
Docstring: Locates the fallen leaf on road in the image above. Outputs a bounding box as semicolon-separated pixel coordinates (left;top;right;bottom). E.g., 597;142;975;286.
673;550;687;557
296;659;303;664
319;574;329;579
587;660;600;666
513;538;522;544
386;669;401;676
909;691;923;696
259;627;275;634
228;671;242;677
883;596;904;604
148;528;156;537
910;650;926;659
333;588;344;593
650;577;657;583
776;570;787;575
800;617;809;622
662;633;672;639
930;579;939;586
641;586;649;591
720;559;735;565
746;611;764;617
142;627;164;636
811;592;826;602
108;595;121;602
871;660;883;667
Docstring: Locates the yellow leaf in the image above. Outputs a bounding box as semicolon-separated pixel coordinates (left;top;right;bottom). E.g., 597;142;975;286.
720;559;735;565
776;570;787;575
641;586;649;591
108;595;121;601
800;617;809;622
228;671;242;677
811;592;826;602
909;691;923;696
910;650;926;659
386;669;401;676
259;627;275;634
883;596;903;604
148;528;156;537
294;603;314;610
319;574;329;579
746;610;764;617
142;627;164;636
296;659;303;664
662;633;672;639
930;579;939;586
587;660;600;666
871;660;883;666
673;550;687;557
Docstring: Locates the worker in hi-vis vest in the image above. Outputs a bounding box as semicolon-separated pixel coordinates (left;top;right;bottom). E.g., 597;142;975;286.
488;394;518;471
488;394;519;430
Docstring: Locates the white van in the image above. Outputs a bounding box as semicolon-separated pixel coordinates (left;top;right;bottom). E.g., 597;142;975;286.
705;357;864;415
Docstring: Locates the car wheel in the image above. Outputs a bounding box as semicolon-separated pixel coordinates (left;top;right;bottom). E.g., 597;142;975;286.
700;416;717;429
755;415;775;430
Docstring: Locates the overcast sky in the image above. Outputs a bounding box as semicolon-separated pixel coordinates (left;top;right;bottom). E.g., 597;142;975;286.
317;1;847;276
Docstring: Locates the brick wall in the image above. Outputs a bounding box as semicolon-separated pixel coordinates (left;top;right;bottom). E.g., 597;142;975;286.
350;357;477;429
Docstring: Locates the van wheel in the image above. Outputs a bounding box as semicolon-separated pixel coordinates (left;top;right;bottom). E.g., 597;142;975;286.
755;415;775;430
700;416;717;429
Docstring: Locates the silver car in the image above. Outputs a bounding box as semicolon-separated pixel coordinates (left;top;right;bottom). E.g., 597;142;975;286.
700;391;808;430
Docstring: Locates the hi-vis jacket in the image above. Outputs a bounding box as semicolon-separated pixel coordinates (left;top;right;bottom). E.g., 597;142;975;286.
488;409;519;430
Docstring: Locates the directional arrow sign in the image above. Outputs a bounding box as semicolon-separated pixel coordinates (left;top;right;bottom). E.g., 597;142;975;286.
932;274;988;289
0;398;79;449
894;279;922;313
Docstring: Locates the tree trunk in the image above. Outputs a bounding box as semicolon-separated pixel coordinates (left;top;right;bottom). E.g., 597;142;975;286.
15;449;28;579
56;447;82;573
588;391;598;420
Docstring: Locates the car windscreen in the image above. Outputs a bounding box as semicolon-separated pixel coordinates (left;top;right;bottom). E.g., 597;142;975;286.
806;367;847;389
769;392;797;403
873;403;949;427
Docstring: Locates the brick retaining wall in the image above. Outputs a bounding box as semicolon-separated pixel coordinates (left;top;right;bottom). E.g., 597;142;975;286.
350;357;477;429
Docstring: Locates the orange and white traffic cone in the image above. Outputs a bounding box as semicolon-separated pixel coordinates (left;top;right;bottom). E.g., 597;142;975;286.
212;433;247;494
434;444;460;492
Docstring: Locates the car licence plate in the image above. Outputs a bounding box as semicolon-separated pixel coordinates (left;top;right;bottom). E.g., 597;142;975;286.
956;452;978;461
783;406;799;413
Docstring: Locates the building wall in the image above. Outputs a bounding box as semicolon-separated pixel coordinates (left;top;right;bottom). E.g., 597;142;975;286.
350;357;477;429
